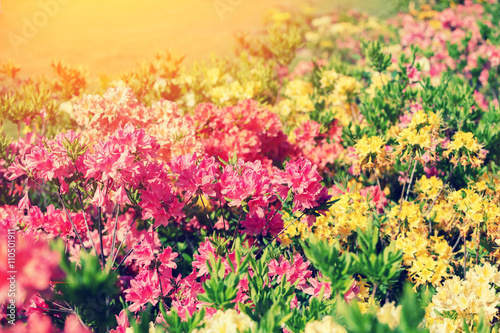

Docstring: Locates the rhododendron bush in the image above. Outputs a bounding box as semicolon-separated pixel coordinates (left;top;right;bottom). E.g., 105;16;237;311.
3;0;500;332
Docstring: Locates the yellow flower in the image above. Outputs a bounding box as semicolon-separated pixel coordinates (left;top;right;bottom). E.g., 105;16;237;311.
447;132;482;152
320;70;340;89
334;76;362;102
427;264;500;330
352;135;390;175
304;316;347;333
193;309;256;333
196;194;212;212
282;190;374;245
395;110;442;163
386;202;425;237
205;68;221;85
444;131;485;167
377;302;402;330
267;9;292;23
415;175;443;200
284;79;315;112
366;72;390;98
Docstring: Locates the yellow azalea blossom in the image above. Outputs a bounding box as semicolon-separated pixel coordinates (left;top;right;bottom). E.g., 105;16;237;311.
281;190;373;246
366;72;390;98
284;79;315;112
444;131;486;168
446;131;482;152
334;76;362;103
427;264;500;331
352;135;391;175
320;70;340;89
196;194;212;212
357;297;378;315
377;302;402;330
304;316;347;333
446;188;500;240
415;175;443;201
393;230;453;288
192;309;256;333
385;202;426;238
430;201;456;232
267;9;292;24
355;280;371;301
209;80;261;106
472;180;488;192
395;110;442;163
205;68;221;86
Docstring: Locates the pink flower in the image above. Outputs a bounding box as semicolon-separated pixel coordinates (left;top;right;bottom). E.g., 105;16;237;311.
129;233;158;267
24;205;89;240
18;193;30;211
473;90;489;110
84;140;136;185
74;88;200;162
91;185;109;207
293;121;321;150
64;314;93;333
111;123;160;160
274;158;331;213
6;160;27;180
139;181;185;226
424;166;440;177
194;100;291;166
0;233;62;306
170;270;207;320
124;277;161;313
240;210;283;237
169;153;220;199
288;60;326;80
111;310;129;333
219;159;274;218
114;186;131;205
399;113;413;128
268;254;312;290
406;65;421;83
479;68;489;87
8;131;84;185
192;240;218;277
303;275;332;299
213;217;229;231
344;281;360;304
295;120;344;172
20;313;53;333
157;246;178;277
359;185;388;213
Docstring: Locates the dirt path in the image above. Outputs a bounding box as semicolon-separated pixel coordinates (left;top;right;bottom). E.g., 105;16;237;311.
0;0;388;81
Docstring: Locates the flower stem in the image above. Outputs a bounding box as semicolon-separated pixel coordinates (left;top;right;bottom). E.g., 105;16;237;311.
110;212;139;270
399;156;414;215
57;192;88;254
75;187;99;258
405;160;418;202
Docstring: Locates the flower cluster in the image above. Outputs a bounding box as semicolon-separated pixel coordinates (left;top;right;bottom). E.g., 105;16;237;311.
444;131;486;168
193;99;291;167
427;263;500;331
74;87;200;161
350;135;391;175
394;110;442;164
